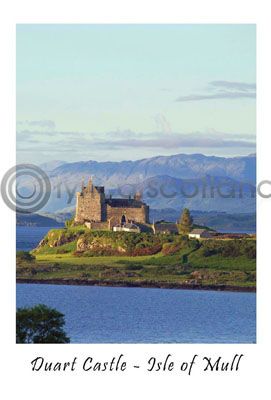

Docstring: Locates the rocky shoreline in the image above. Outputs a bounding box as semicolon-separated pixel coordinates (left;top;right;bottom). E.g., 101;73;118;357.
16;278;256;293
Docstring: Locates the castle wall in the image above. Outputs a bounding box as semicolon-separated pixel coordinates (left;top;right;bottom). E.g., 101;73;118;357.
75;179;149;226
75;190;106;223
106;204;149;225
85;221;109;230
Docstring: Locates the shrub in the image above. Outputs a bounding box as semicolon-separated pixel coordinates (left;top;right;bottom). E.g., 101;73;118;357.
65;217;74;228
16;251;35;263
56;248;69;254
162;243;182;256
220;241;241;257
130;244;162;256
242;241;256;259
126;264;144;271
200;239;256;260
202;248;218;257
188;239;200;250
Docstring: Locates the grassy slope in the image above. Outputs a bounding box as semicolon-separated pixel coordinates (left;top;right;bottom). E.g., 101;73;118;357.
16;227;256;289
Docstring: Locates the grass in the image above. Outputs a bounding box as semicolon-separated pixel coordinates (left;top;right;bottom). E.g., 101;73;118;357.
18;246;256;289
18;227;256;290
189;251;256;271
35;252;162;266
17;259;255;288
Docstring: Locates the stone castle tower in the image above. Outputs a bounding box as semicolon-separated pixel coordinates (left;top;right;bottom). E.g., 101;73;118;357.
75;177;149;226
75;178;106;223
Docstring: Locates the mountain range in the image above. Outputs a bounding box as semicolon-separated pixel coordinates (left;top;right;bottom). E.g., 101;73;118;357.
40;153;256;213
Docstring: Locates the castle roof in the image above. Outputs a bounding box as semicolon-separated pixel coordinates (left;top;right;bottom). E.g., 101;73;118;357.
105;198;145;208
123;223;139;229
189;229;208;234
153;223;178;233
95;186;104;193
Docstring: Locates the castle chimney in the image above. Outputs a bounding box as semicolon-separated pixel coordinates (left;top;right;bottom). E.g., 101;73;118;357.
87;177;93;192
134;191;142;201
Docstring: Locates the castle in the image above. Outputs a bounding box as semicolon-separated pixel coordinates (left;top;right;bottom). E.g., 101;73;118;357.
75;178;149;229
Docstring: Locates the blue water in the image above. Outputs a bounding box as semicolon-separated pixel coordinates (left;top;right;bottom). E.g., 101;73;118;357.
16;283;256;343
16;226;56;251
16;226;256;344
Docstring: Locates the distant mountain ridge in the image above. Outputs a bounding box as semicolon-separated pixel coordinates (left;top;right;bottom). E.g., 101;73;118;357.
50;153;256;187
40;153;256;213
39;160;67;173
109;174;255;213
16;213;63;227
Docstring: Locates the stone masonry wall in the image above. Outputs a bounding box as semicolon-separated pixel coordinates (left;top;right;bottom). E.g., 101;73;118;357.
75;182;149;226
106;205;149;225
75;189;105;223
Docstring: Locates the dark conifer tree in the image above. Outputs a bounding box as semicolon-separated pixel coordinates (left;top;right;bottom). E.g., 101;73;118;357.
178;208;193;234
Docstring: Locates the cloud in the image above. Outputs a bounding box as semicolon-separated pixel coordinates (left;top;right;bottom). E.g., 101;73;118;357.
16;129;99;154
176;80;256;102
210;81;256;92
176;92;256;102
154;113;172;134
94;132;255;150
16;127;255;158
17;129;87;140
17;120;56;129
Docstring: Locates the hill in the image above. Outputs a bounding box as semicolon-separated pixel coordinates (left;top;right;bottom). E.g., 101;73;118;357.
16;213;63;227
51;153;256;185
40;153;256;213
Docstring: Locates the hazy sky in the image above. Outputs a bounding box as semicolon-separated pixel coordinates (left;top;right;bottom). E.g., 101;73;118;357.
16;24;256;164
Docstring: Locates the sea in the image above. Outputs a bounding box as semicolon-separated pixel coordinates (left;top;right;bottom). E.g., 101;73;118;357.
16;226;256;343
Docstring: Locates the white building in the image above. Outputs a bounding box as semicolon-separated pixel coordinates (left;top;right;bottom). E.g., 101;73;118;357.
113;223;141;233
188;229;212;239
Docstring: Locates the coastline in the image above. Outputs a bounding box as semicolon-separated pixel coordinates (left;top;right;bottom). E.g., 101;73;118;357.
16;278;256;293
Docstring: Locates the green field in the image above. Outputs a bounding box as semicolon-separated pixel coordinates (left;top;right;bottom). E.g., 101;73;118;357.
16;227;256;290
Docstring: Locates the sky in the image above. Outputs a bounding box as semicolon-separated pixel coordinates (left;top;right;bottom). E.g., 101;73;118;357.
16;24;256;164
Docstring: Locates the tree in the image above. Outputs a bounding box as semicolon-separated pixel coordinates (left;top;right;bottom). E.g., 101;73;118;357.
178;208;193;234
16;304;70;344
